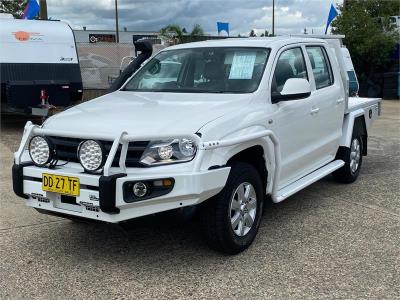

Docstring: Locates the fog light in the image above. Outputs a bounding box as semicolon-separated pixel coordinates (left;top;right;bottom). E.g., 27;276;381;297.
133;182;148;198
77;140;104;172
29;136;53;166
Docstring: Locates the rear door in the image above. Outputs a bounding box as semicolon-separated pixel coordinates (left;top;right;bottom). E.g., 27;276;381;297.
304;45;345;162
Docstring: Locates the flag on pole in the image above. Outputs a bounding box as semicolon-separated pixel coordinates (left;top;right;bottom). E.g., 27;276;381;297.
217;22;230;36
22;0;40;20
325;4;339;34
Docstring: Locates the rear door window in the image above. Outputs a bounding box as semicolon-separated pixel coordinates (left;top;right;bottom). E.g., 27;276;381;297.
306;46;334;89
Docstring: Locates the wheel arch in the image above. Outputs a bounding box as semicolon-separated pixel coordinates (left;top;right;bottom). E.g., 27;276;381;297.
340;109;368;155
226;145;269;191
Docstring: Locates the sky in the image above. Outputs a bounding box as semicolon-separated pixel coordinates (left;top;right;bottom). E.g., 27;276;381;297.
46;0;343;36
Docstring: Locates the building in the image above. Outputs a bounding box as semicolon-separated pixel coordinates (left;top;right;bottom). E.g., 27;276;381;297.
73;28;161;44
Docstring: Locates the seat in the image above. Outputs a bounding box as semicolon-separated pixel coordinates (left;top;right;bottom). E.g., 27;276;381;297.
197;62;225;90
275;60;294;91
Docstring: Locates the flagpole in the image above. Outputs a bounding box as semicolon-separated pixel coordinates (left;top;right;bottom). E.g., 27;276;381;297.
115;0;119;43
272;0;275;36
39;0;47;19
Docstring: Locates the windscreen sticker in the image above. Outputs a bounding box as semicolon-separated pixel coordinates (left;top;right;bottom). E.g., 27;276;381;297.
229;52;256;79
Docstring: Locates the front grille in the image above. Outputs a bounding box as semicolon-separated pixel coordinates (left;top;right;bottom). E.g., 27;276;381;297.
48;136;149;168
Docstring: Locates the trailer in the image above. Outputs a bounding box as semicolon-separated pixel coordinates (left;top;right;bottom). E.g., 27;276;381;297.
0;18;83;116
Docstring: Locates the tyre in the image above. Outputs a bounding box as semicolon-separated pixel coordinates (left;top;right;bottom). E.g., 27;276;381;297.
201;162;264;254
333;135;363;183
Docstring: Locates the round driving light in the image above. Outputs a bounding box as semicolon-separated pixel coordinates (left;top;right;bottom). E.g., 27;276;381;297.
29;136;52;166
133;182;148;198
179;139;196;157
77;140;104;172
158;145;173;160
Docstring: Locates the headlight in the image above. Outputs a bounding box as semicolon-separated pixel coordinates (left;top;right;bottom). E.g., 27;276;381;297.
29;136;53;166
140;138;197;166
77;140;105;172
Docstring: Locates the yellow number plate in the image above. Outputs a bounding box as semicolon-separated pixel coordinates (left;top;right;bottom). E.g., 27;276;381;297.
42;173;80;196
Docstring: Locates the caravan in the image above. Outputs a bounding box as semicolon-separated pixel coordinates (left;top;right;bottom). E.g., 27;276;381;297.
0;17;82;115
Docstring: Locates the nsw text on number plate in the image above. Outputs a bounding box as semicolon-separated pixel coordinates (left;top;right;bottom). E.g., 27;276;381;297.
42;173;80;196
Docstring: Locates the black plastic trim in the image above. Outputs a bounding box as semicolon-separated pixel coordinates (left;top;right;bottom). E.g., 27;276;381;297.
12;162;33;199
99;173;127;214
354;116;368;156
208;165;227;170
272;91;311;102
122;178;175;203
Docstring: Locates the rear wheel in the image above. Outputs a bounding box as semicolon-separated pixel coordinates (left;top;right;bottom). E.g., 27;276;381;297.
201;162;264;254
333;135;363;183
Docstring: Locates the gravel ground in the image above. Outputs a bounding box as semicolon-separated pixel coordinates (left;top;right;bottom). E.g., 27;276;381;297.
0;101;399;299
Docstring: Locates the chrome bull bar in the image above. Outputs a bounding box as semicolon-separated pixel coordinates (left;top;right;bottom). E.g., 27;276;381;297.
15;122;281;201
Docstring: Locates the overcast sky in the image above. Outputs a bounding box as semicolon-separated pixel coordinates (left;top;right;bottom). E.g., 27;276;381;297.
46;0;343;36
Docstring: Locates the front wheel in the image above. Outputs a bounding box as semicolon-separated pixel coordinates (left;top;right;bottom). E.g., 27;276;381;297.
200;162;264;254
333;135;363;183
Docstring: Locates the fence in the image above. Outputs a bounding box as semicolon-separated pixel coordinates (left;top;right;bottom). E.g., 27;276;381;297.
76;42;166;90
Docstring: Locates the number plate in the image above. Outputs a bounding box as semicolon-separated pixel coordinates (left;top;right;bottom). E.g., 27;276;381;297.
42;173;80;196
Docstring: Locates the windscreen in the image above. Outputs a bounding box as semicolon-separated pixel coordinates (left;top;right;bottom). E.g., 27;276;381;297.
123;47;270;93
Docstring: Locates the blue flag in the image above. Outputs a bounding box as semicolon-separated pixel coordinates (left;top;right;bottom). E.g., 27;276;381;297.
217;22;230;36
325;4;339;34
23;0;40;20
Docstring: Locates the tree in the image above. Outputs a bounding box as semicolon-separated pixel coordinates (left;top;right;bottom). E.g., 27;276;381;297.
249;30;257;37
160;24;205;44
0;0;28;19
331;0;399;88
190;24;204;37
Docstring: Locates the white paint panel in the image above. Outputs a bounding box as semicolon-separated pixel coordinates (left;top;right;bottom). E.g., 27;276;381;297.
0;19;78;64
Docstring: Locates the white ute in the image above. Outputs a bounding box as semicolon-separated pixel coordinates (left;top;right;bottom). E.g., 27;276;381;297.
13;37;381;254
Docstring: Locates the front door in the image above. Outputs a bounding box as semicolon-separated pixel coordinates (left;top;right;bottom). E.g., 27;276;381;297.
268;46;320;189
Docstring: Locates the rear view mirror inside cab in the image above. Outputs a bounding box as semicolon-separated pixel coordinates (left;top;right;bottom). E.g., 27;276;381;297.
272;78;311;103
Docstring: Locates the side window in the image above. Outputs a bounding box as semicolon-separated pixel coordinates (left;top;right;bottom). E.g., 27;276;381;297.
271;47;308;95
306;46;334;89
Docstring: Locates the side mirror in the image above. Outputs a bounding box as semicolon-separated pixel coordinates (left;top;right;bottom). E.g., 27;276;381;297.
272;78;311;103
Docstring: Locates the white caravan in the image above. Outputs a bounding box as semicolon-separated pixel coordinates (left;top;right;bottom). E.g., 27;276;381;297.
0;18;82;115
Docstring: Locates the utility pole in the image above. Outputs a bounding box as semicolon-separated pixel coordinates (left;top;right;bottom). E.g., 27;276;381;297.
115;0;119;43
39;0;48;20
272;0;275;36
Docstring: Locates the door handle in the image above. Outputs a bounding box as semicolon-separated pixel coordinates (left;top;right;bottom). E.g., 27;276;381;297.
310;107;320;115
337;98;345;104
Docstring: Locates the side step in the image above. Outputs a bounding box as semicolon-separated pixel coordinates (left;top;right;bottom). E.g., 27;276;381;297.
275;160;345;203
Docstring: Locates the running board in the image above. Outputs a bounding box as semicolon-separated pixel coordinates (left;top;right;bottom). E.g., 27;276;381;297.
274;160;345;203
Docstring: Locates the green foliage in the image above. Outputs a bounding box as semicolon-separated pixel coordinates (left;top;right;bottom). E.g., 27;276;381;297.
160;24;205;44
190;24;204;37
332;0;399;80
0;0;28;19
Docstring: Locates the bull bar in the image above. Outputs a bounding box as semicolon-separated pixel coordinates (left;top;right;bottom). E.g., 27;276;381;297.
15;121;282;206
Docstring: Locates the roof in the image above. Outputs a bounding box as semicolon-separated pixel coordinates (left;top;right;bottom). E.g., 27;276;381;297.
166;36;329;51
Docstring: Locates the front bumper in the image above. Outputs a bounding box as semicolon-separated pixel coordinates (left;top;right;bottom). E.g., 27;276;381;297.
13;164;230;223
